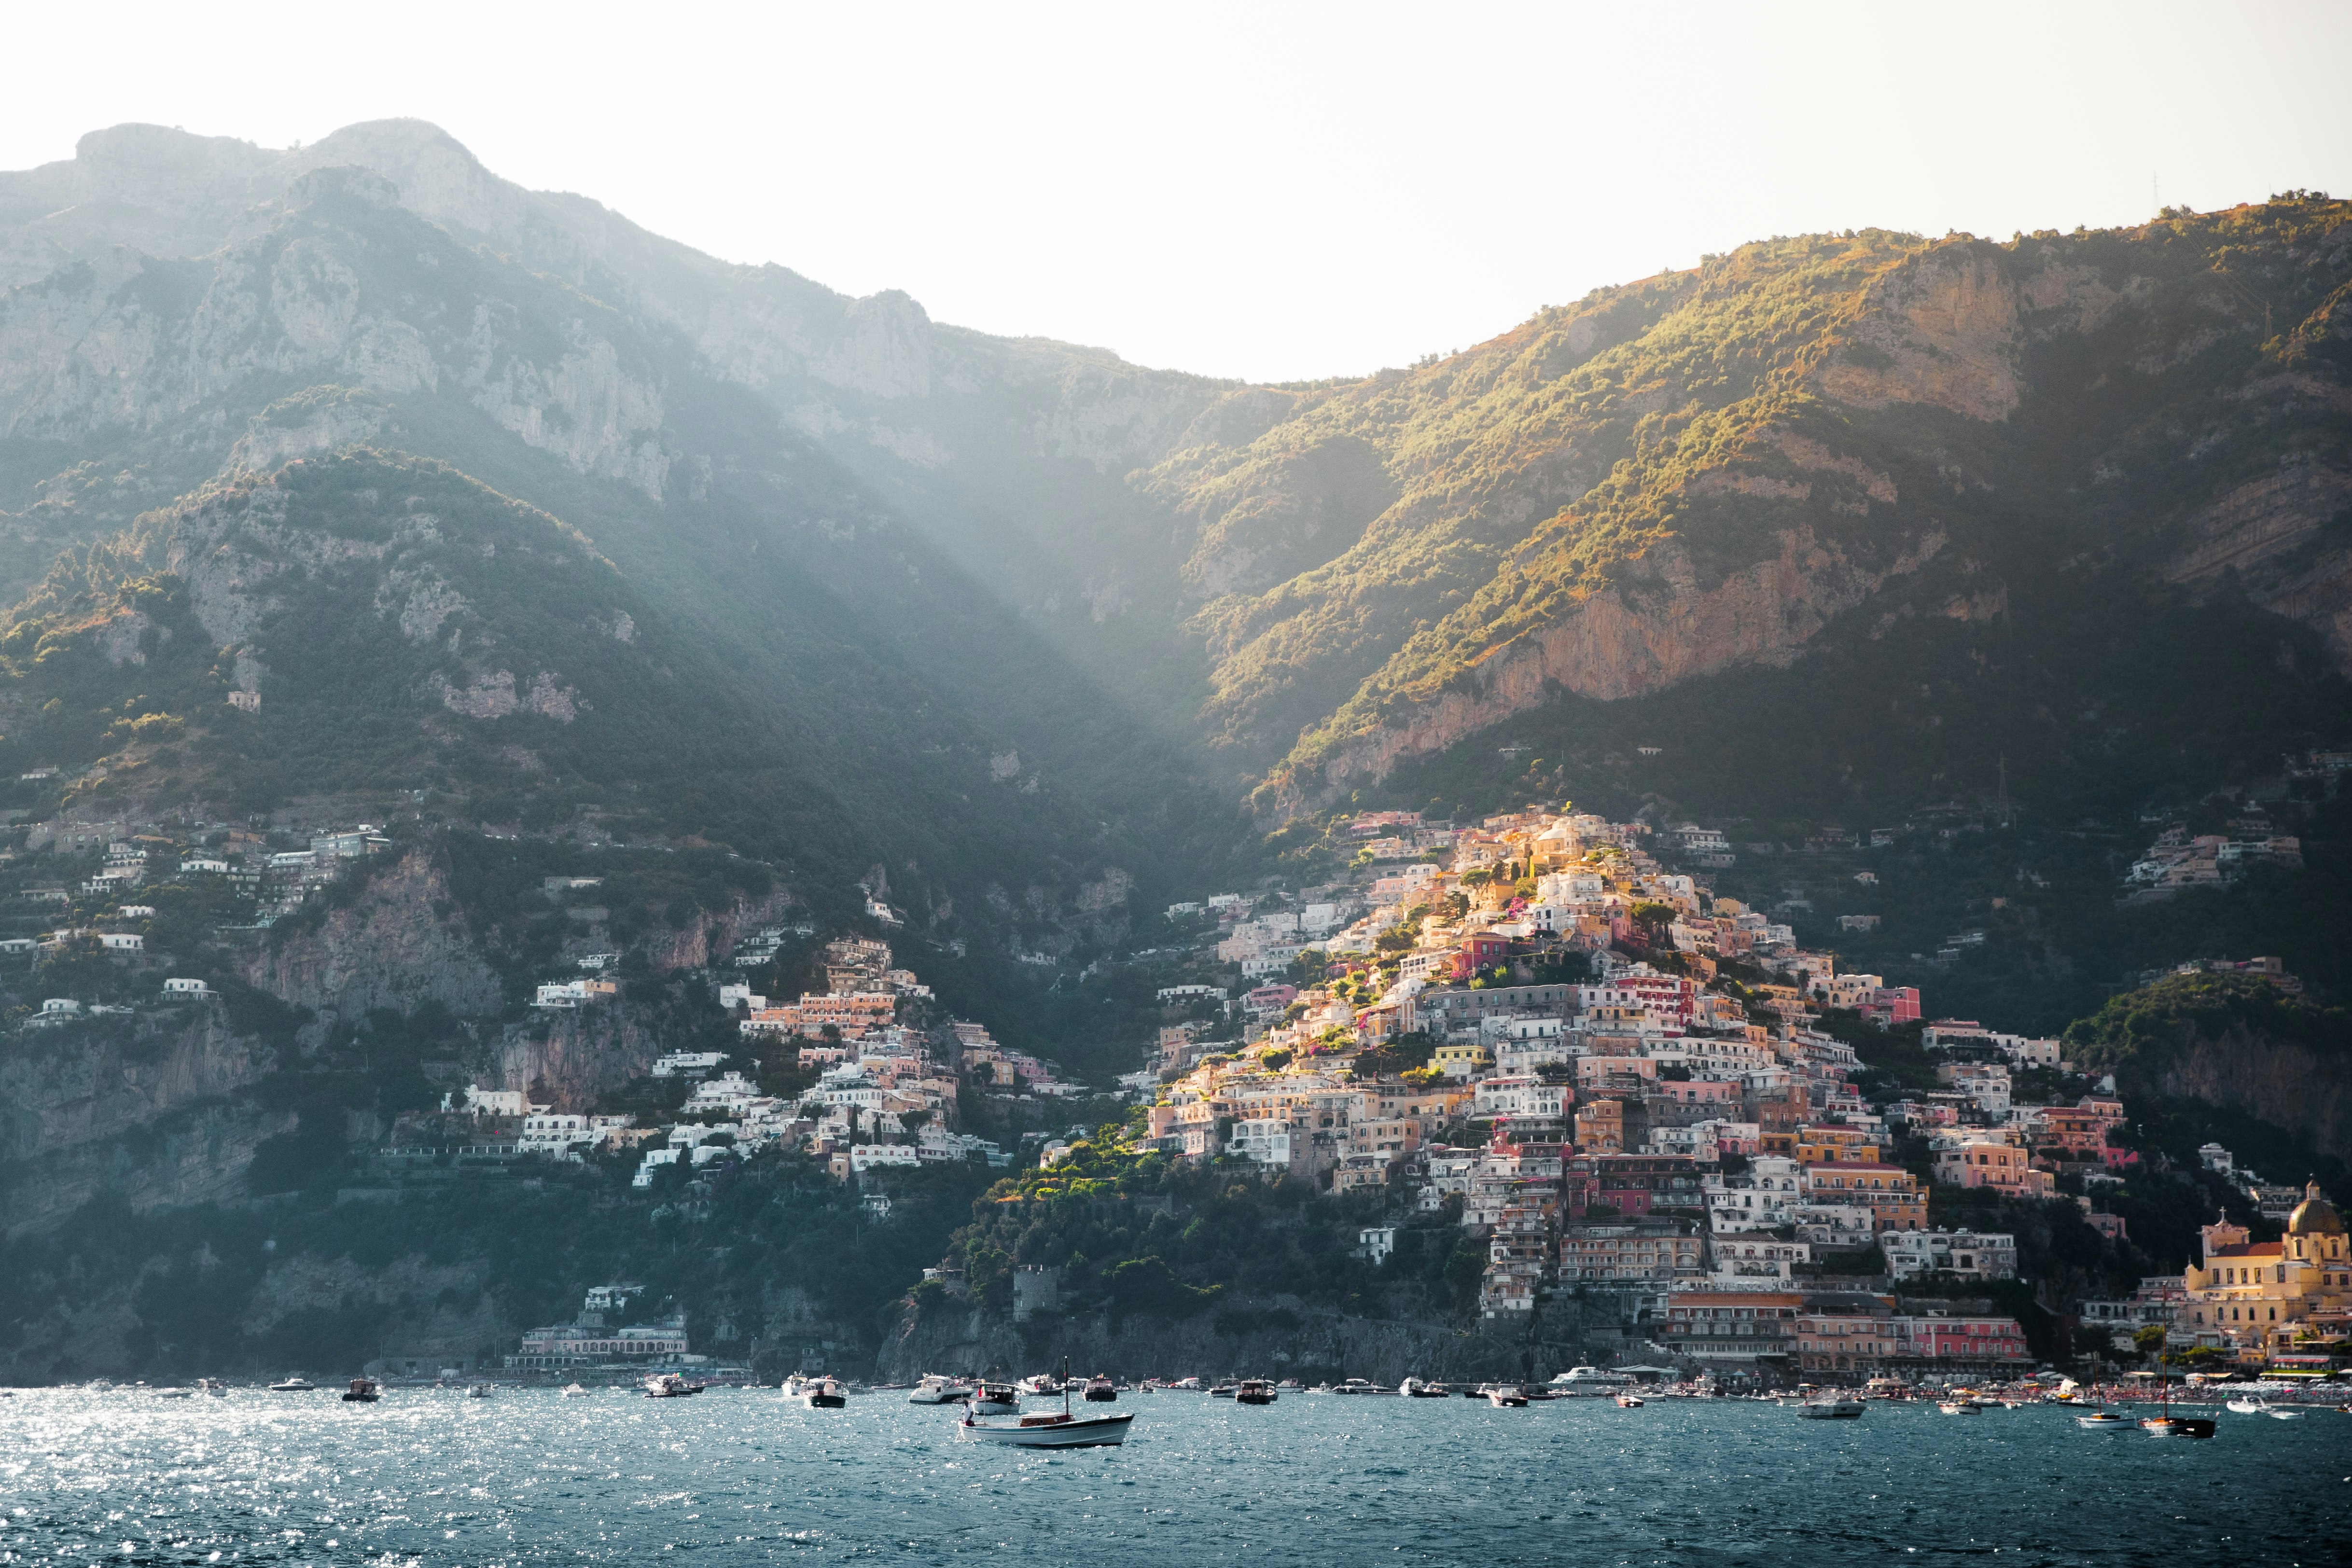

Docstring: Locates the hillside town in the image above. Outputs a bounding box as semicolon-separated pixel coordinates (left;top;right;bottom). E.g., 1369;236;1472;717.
3;796;2341;1387
1126;805;2347;1380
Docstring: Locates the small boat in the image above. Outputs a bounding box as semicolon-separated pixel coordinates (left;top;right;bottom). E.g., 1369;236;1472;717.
267;1375;315;1393
196;1378;229;1398
2075;1411;2129;1429
1402;1378;1451;1398
1615;1393;1646;1408
1168;1376;1204;1391
562;1384;588;1398
1276;1378;1303;1389
958;1404;1135;1446
1306;1382;1333;1393
971;1382;1020;1413
1083;1374;1118;1403
1235;1379;1277;1405
1016;1374;1063;1397
1796;1397;1862;1419
800;1377;848;1410
643;1373;705;1398
960;1359;1133;1447
465;1384;491;1399
2140;1379;2212;1438
341;1377;380;1403
1938;1400;1978;1415
1331;1378;1384;1395
1486;1385;1529;1408
908;1374;976;1405
1209;1383;1237;1399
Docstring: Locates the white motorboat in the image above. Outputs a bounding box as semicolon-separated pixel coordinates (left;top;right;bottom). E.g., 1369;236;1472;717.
2075;1411;2129;1429
1546;1366;1633;1396
1486;1385;1529;1408
1938;1400;1979;1415
971;1381;1020;1413
1082;1374;1118;1403
908;1374;976;1405
562;1384;588;1398
1235;1378;1278;1405
266;1375;315;1392
1615;1393;1646;1408
1796;1397;1863;1419
800;1377;848;1410
1015;1374;1063;1397
465;1384;491;1398
643;1373;705;1398
196;1378;229;1398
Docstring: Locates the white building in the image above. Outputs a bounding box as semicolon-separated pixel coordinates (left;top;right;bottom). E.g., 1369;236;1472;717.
1473;1075;1567;1120
443;1085;529;1117
1227;1119;1294;1167
651;1051;726;1079
1880;1228;2018;1281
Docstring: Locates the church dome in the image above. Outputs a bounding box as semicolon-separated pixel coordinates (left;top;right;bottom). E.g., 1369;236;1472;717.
2287;1180;2344;1236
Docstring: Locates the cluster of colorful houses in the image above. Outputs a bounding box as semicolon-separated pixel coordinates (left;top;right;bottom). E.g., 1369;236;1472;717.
1141;805;2347;1376
408;937;1049;1204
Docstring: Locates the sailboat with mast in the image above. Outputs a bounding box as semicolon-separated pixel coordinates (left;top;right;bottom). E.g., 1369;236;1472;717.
2140;1373;2215;1439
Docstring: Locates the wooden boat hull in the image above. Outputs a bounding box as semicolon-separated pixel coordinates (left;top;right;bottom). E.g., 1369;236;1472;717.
959;1412;1134;1448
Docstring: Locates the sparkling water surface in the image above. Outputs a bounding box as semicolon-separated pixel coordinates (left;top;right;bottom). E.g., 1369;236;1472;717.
0;1388;2342;1566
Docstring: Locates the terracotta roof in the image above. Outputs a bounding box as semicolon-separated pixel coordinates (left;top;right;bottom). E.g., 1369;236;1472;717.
2206;1243;2283;1260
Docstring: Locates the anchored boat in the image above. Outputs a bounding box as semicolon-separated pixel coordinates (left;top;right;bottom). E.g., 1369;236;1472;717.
908;1374;976;1404
1235;1379;1277;1405
958;1361;1134;1447
2140;1378;2213;1438
341;1377;380;1403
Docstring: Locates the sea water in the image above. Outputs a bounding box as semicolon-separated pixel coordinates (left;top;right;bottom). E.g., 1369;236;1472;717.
0;1388;2340;1565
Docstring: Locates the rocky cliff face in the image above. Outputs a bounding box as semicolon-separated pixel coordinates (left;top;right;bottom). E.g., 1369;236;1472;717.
2145;1023;2352;1165
0;1014;286;1235
242;846;504;1020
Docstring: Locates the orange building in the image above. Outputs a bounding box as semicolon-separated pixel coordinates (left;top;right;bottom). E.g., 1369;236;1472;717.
1803;1161;1928;1231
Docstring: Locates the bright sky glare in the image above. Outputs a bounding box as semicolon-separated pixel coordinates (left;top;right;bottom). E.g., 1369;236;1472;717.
6;0;2348;383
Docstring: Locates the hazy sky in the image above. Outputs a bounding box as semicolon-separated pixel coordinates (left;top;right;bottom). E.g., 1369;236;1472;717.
6;1;2348;383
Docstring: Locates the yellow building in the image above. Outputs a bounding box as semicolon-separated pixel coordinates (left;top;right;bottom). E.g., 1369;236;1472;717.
1432;1042;1491;1079
2177;1181;2349;1351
